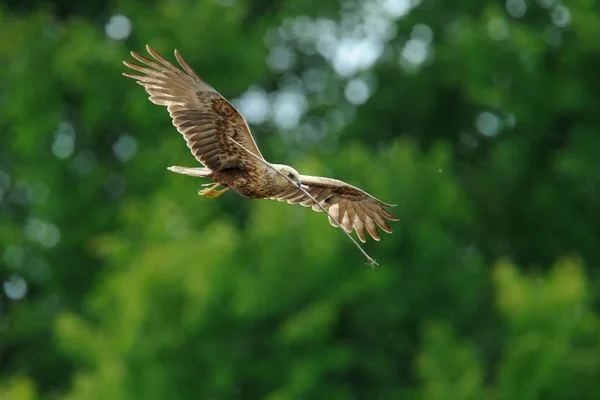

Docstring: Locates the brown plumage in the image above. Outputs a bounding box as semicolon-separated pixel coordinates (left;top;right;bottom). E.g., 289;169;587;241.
123;45;398;242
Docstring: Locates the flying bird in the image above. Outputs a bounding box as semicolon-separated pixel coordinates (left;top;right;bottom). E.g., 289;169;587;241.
123;45;398;242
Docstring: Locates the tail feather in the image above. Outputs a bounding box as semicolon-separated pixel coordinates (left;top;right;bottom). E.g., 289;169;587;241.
167;166;212;177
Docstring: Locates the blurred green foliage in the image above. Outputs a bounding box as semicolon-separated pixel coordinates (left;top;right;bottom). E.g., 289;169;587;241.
1;0;599;398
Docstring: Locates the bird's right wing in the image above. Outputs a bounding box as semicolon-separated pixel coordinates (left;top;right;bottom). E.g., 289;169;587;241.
123;45;264;172
271;175;398;242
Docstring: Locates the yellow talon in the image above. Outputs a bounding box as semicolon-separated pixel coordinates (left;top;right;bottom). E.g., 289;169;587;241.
198;183;229;198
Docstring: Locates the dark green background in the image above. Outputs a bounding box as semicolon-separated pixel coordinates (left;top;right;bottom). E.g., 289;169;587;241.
1;0;599;398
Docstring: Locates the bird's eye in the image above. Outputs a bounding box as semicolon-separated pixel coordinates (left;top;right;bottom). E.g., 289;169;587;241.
287;172;294;179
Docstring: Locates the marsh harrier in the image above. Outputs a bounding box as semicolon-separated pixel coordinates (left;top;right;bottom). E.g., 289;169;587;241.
123;46;398;242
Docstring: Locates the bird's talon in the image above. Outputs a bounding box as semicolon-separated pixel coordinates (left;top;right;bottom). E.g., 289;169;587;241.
198;183;229;198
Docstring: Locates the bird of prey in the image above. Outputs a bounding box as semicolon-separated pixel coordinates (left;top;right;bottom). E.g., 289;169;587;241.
123;45;398;242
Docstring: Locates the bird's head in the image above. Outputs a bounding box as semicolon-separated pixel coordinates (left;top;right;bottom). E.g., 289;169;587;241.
272;164;307;190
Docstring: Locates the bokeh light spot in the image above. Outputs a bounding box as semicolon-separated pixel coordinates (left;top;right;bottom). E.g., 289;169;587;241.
332;38;383;77
381;0;412;18
506;0;527;18
267;46;296;72
233;87;271;125
551;5;570;27
400;38;429;67
113;135;139;163
105;15;132;41
24;217;61;248
272;90;308;130
4;275;27;300
412;24;433;44
475;111;502;137
52;122;75;159
345;78;370;105
487;18;510;41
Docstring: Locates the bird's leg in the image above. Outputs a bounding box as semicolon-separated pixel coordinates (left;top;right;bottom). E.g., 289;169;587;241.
198;183;229;198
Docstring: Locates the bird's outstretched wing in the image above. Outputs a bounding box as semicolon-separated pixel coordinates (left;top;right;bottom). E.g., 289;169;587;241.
271;175;398;242
123;45;264;172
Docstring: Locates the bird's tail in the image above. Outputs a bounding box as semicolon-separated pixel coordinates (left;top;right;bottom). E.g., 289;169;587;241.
167;166;212;177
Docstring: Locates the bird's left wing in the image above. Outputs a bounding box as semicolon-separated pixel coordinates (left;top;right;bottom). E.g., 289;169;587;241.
270;175;398;242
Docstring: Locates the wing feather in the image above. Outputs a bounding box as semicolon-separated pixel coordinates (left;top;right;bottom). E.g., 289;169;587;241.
270;174;398;241
123;45;265;171
354;217;367;243
345;204;357;233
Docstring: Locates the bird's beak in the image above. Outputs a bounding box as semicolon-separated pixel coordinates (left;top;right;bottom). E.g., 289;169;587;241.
298;182;309;190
